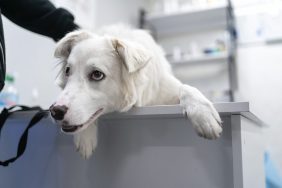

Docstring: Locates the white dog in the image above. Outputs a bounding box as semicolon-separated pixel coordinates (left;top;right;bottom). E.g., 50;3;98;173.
50;25;222;159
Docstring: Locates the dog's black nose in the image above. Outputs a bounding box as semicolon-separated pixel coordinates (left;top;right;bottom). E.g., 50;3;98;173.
49;105;68;120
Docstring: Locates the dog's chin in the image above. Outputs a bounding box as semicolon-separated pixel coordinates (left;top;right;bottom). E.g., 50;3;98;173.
60;108;103;135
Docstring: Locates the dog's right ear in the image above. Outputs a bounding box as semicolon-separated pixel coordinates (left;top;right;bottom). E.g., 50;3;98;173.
54;30;92;59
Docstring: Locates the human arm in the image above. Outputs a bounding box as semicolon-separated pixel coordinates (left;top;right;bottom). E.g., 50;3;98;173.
0;0;79;41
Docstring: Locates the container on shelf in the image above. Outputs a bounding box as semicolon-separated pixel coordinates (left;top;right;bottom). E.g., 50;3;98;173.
0;74;19;107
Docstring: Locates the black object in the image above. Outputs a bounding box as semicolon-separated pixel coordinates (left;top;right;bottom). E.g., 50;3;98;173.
0;105;49;166
138;9;146;29
0;0;79;42
0;0;80;92
0;9;5;91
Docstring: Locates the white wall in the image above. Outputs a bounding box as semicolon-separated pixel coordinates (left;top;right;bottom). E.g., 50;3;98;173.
93;0;146;28
233;0;282;172
3;17;59;108
236;44;282;169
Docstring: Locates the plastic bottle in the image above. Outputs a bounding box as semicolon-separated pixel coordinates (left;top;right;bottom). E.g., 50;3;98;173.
0;74;19;107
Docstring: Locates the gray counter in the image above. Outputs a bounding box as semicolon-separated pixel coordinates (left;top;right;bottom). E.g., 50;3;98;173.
0;102;265;188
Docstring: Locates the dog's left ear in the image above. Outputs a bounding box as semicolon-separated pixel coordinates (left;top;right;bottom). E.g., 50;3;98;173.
112;39;152;73
55;30;92;59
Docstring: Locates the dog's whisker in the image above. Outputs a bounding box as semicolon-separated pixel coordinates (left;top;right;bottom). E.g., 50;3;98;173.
55;68;63;80
52;59;65;70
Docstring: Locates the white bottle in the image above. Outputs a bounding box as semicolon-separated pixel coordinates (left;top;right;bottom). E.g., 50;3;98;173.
0;74;19;107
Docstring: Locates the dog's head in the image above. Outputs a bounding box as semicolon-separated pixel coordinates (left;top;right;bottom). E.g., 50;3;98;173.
50;30;152;134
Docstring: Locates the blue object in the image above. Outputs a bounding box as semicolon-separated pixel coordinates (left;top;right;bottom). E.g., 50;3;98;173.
265;152;282;188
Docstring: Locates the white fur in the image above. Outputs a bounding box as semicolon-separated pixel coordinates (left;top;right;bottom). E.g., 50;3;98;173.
53;25;222;158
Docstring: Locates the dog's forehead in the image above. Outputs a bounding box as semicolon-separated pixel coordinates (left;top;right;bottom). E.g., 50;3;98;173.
68;37;113;65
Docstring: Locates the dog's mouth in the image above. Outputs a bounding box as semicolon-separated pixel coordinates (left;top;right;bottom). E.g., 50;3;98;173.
61;124;82;133
61;108;103;134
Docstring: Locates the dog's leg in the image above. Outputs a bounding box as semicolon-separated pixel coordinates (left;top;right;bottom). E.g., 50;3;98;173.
73;123;98;159
179;84;222;139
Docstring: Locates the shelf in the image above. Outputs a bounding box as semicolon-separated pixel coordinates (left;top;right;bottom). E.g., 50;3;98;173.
265;37;282;45
103;102;250;119
103;102;263;125
5;102;263;125
170;52;228;66
146;4;228;37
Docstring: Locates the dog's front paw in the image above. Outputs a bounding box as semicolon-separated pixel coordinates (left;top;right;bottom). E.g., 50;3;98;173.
73;124;98;159
180;85;222;139
184;103;222;139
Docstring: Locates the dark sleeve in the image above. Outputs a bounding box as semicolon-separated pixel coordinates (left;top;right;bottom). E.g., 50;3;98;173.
0;0;79;41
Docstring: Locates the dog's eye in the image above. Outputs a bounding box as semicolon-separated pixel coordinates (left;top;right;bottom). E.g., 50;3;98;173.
65;66;70;76
89;70;105;81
